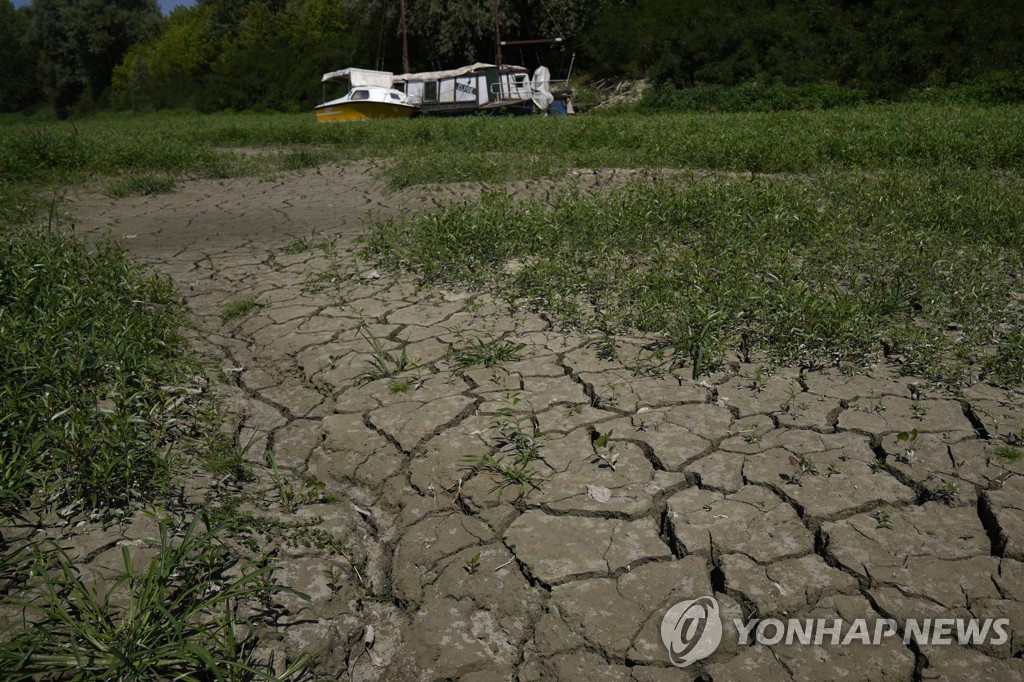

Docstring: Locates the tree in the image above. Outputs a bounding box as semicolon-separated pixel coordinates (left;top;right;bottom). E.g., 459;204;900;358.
345;0;591;69
113;0;358;112
0;1;39;111
32;0;161;117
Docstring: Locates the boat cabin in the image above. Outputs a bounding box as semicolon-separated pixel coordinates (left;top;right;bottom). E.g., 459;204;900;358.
393;63;535;116
315;68;417;122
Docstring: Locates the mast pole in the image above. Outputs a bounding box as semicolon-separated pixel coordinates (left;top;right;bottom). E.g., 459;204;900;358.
492;0;502;68
400;0;410;73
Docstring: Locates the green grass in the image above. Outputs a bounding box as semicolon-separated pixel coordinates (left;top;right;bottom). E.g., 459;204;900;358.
0;139;309;677
364;169;1024;387
0;221;198;513
356;325;417;383
995;444;1023;462
2;103;1023;191
449;335;526;369
222;297;258;320
0;515;310;680
463;394;545;502
280;232;338;256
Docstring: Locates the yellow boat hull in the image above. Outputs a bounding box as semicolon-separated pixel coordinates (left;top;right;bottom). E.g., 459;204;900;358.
314;101;417;122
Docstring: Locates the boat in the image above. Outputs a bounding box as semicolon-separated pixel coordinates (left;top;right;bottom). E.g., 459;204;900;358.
314;0;573;122
391;62;545;117
314;68;418;123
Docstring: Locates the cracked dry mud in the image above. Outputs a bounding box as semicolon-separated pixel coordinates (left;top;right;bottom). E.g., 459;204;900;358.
62;162;1024;680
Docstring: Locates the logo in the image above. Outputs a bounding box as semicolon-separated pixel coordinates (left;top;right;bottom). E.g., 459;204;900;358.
661;596;723;667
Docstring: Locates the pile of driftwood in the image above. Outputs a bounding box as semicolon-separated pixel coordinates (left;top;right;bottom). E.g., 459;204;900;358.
576;78;649;111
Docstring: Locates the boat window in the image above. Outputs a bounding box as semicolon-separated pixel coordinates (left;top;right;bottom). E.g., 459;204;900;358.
350;90;369;100
389;93;403;101
424;80;438;102
515;74;527;86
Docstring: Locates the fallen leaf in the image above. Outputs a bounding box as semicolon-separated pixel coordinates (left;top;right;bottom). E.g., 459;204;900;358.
587;484;612;503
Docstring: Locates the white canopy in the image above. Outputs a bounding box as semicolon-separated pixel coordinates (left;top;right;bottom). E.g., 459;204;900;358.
321;68;394;88
392;62;528;83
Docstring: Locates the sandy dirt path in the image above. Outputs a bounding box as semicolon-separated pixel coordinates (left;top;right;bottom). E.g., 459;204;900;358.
63;161;1024;681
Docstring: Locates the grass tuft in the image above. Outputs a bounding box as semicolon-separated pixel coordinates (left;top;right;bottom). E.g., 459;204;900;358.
0;514;310;680
222;297;258;320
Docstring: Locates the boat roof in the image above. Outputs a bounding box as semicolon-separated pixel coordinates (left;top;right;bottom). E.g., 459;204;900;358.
321;68;394;88
392;62;529;83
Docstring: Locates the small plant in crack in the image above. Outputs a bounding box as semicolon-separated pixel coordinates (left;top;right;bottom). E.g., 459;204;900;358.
741;425;764;444
826;462;841;478
782;453;818;485
779;386;807;418
387;377;415;393
303;263;350;297
464;451;542;502
463;552;481;575
995;444;1023;462
895;428;918;465
265;450;328;513
872;503;894;529
869;457;887;473
221;297;258;320
748;366;769;392
933;479;960;505
591;429;619;471
199;428;256;481
463;393;544;502
491;394;544;458
357;325;418;383
629;346;670;377
586;331;619;362
282;229;337;255
450;334;525;369
592;380;621;408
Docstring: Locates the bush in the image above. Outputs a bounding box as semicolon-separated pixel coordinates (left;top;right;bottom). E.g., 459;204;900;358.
638;82;868;113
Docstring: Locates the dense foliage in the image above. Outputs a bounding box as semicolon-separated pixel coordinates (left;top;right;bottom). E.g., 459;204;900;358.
2;0;1023;115
581;0;1024;98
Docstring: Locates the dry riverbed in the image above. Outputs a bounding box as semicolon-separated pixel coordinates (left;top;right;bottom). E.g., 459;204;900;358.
50;161;1024;680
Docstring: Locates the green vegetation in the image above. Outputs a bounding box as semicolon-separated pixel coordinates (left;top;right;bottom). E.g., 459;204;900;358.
353;103;1024;388
450;335;526;370
367;170;1024;385
356;325;418;383
464;394;545;502
0;515;309;680
0;111;316;679
222;297;259;320
4;102;1022;190
6;0;1023;116
2;104;1020;392
995;445;1023;463
281;231;339;255
0;221;192;512
0;211;305;678
581;1;1024;100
